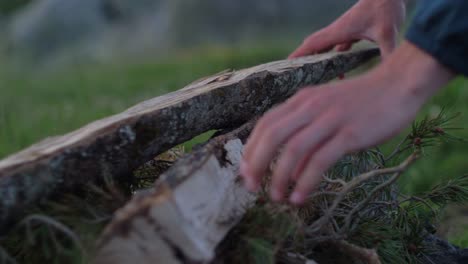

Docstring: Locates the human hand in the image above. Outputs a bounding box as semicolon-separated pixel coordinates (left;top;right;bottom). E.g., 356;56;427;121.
289;0;406;59
241;42;454;205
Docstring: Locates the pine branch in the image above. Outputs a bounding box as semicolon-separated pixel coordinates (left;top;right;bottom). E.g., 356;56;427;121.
308;152;419;234
342;170;404;233
423;175;468;206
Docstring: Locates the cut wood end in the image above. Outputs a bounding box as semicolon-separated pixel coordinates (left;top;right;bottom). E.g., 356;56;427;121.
95;136;256;263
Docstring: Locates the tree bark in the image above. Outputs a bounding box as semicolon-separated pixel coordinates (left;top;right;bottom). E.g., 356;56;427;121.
94;120;257;264
0;48;379;232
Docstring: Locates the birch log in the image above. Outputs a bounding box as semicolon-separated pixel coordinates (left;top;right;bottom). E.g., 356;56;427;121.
94;121;257;264
0;48;379;232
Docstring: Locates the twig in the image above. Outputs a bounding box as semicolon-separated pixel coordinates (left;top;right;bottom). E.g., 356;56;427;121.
385;137;409;162
342;171;403;233
308;153;419;234
332;240;382;264
307;191;340;201
323;175;347;187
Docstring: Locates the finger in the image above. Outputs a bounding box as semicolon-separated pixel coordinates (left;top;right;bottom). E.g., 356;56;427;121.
336;42;353;52
242;98;323;192
270;111;340;202
289;27;347;59
243;92;308;162
242;87;320;164
242;98;301;177
291;155;310;182
289;134;346;205
241;99;303;191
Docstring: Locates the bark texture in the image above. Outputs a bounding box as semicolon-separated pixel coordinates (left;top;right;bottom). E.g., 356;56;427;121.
94;121;257;264
0;48;379;232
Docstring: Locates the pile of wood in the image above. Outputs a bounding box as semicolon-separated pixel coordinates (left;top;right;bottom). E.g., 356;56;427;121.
0;48;379;263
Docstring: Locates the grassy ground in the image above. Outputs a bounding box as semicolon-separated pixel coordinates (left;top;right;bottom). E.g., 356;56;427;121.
0;43;292;156
1;43;467;250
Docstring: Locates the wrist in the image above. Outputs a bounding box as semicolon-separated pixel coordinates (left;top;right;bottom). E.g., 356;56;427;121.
374;41;455;102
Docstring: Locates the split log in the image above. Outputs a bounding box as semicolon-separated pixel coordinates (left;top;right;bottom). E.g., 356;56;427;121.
0;48;379;232
94;120;257;264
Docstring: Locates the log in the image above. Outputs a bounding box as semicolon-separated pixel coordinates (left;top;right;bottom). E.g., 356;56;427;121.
94;121;257;264
0;48;379;232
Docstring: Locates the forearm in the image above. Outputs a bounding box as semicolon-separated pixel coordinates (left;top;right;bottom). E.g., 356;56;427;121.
406;0;468;76
372;41;455;103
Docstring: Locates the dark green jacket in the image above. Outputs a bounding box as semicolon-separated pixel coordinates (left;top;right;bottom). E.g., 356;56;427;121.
406;0;468;76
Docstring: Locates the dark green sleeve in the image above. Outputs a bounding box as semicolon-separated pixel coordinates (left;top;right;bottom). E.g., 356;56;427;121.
406;0;468;76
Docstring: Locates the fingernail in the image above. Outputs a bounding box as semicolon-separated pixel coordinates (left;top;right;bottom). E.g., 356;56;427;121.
271;189;282;202
290;192;304;205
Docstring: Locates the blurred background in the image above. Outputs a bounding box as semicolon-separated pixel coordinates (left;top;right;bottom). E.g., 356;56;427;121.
0;0;359;158
2;0;356;60
0;0;467;248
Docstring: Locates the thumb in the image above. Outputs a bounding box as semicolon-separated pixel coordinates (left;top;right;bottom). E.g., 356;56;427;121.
336;41;355;52
289;27;347;59
376;29;398;59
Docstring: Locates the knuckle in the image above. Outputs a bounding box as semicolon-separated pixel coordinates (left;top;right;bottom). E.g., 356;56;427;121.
262;127;279;142
302;93;330;112
249;166;262;177
312;157;329;172
256;116;273;132
340;128;359;151
284;141;304;159
341;127;358;140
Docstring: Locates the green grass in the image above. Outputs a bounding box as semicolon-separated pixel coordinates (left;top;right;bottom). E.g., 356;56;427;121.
451;226;468;248
0;43;293;158
1;43;468;249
